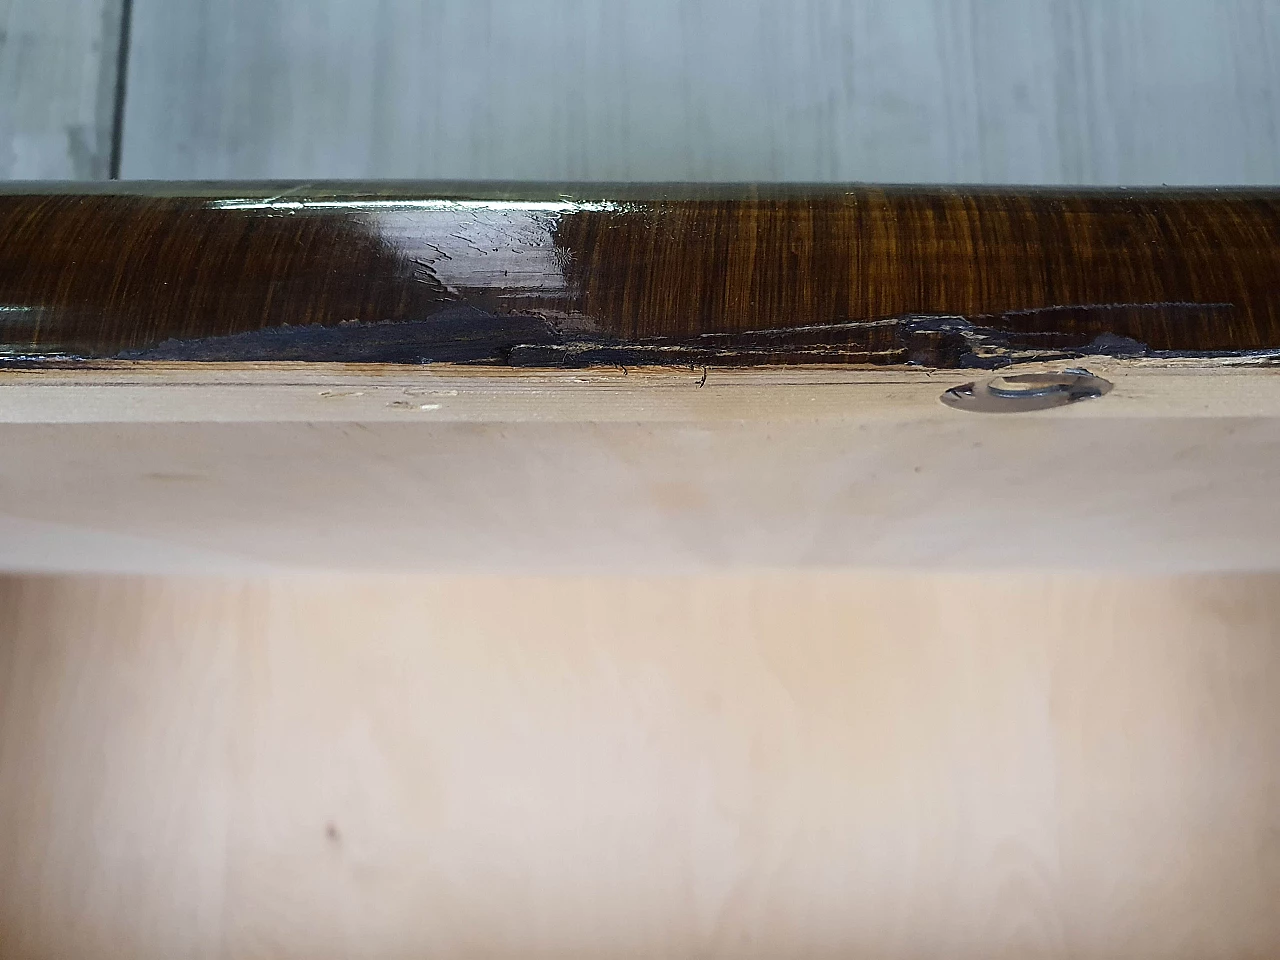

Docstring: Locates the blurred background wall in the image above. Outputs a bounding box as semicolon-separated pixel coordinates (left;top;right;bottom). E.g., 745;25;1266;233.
2;0;1279;185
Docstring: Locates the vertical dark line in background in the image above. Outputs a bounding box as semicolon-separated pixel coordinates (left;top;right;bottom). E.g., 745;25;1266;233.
108;0;136;179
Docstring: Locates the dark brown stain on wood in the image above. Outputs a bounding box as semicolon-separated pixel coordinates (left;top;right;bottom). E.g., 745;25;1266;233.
2;182;1279;367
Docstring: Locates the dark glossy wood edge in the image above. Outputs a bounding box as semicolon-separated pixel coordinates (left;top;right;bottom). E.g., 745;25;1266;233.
2;182;1279;368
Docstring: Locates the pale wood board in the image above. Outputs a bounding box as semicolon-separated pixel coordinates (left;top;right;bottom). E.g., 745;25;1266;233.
1;359;1278;423
0;0;124;179
1;572;1278;959
0;361;1278;574
120;0;1280;183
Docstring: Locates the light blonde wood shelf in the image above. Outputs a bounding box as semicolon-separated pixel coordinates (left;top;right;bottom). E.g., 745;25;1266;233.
1;359;1278;574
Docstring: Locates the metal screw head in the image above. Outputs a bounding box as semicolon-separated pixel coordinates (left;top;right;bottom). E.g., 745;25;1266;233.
941;368;1113;413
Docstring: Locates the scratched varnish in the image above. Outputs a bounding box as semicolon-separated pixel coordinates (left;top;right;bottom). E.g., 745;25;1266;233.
2;183;1280;367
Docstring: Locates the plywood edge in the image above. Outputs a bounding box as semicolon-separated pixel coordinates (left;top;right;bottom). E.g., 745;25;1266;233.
1;358;1279;423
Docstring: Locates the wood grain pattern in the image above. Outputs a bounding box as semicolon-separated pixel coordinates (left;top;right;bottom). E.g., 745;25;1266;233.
119;0;1280;185
0;0;125;179
3;183;1280;365
2;572;1279;959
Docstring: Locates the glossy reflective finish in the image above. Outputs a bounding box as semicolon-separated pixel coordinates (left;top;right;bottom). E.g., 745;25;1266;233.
2;182;1280;366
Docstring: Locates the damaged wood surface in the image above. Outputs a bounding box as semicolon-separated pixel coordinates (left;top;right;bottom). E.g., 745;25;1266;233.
3;182;1280;368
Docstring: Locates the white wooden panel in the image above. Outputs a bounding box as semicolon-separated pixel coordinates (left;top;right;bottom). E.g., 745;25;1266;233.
120;0;1280;184
0;0;125;179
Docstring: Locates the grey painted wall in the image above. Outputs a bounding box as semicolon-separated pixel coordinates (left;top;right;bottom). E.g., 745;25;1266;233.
5;0;1280;183
0;0;124;179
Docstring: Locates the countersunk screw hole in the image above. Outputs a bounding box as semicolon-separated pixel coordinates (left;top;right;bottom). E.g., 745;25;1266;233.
942;370;1112;413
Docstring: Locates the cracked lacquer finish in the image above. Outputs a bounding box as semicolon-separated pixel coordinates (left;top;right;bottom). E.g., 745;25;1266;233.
1;182;1279;366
